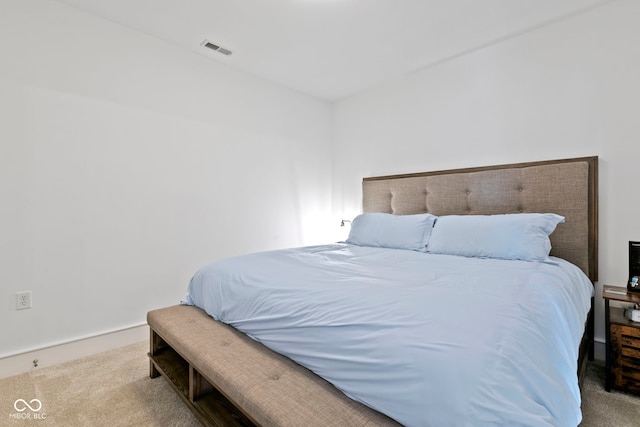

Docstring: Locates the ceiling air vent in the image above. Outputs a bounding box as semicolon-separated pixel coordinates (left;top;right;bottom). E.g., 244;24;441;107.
201;39;232;56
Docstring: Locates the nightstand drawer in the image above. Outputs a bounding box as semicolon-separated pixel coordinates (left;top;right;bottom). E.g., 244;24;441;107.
610;323;640;394
612;364;640;393
611;324;640;353
621;343;640;359
617;324;640;339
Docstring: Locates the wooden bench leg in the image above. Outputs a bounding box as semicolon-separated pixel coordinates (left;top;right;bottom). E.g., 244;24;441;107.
149;328;161;378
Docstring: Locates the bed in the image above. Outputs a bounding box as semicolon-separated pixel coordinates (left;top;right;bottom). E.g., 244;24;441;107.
148;156;597;427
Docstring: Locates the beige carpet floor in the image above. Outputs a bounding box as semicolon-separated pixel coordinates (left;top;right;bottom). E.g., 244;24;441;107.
1;340;639;426
0;341;200;426
579;360;640;427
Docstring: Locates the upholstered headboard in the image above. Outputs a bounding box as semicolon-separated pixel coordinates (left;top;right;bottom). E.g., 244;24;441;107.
362;157;598;281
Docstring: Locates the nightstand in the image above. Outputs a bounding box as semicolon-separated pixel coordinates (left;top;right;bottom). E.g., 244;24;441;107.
603;285;640;394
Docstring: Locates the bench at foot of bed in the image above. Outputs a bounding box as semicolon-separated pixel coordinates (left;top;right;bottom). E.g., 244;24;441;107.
147;304;400;427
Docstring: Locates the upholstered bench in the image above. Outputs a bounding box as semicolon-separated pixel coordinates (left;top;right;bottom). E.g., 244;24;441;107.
147;305;399;427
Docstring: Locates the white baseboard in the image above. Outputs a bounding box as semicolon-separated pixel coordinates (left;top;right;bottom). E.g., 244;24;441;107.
0;323;149;380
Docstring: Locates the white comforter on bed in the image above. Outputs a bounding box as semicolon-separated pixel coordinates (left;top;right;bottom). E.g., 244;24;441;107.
184;244;593;427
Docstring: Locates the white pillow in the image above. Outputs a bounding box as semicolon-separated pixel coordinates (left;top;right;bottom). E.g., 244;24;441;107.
426;213;565;261
346;213;437;252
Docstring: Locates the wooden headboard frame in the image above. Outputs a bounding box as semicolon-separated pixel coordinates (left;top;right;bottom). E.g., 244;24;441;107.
362;156;598;281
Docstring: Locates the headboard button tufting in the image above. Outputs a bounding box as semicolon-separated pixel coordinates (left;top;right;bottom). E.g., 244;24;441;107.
361;156;597;280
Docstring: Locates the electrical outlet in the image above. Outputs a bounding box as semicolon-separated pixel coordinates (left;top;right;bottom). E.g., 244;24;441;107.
16;291;31;310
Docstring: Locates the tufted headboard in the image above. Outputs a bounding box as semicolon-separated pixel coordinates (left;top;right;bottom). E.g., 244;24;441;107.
362;156;598;281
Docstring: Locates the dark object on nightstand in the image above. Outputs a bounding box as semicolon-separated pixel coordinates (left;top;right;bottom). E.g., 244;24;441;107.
629;241;640;293
603;285;640;394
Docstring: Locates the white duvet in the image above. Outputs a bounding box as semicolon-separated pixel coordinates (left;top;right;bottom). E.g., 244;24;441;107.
184;244;593;427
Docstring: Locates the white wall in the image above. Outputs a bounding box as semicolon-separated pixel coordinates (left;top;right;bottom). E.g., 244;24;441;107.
333;0;640;350
0;0;333;360
2;0;637;369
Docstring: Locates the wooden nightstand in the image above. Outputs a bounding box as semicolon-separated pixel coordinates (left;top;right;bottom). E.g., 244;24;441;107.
603;285;640;394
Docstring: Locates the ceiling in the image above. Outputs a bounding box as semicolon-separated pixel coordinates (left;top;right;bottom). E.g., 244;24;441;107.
55;0;608;101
